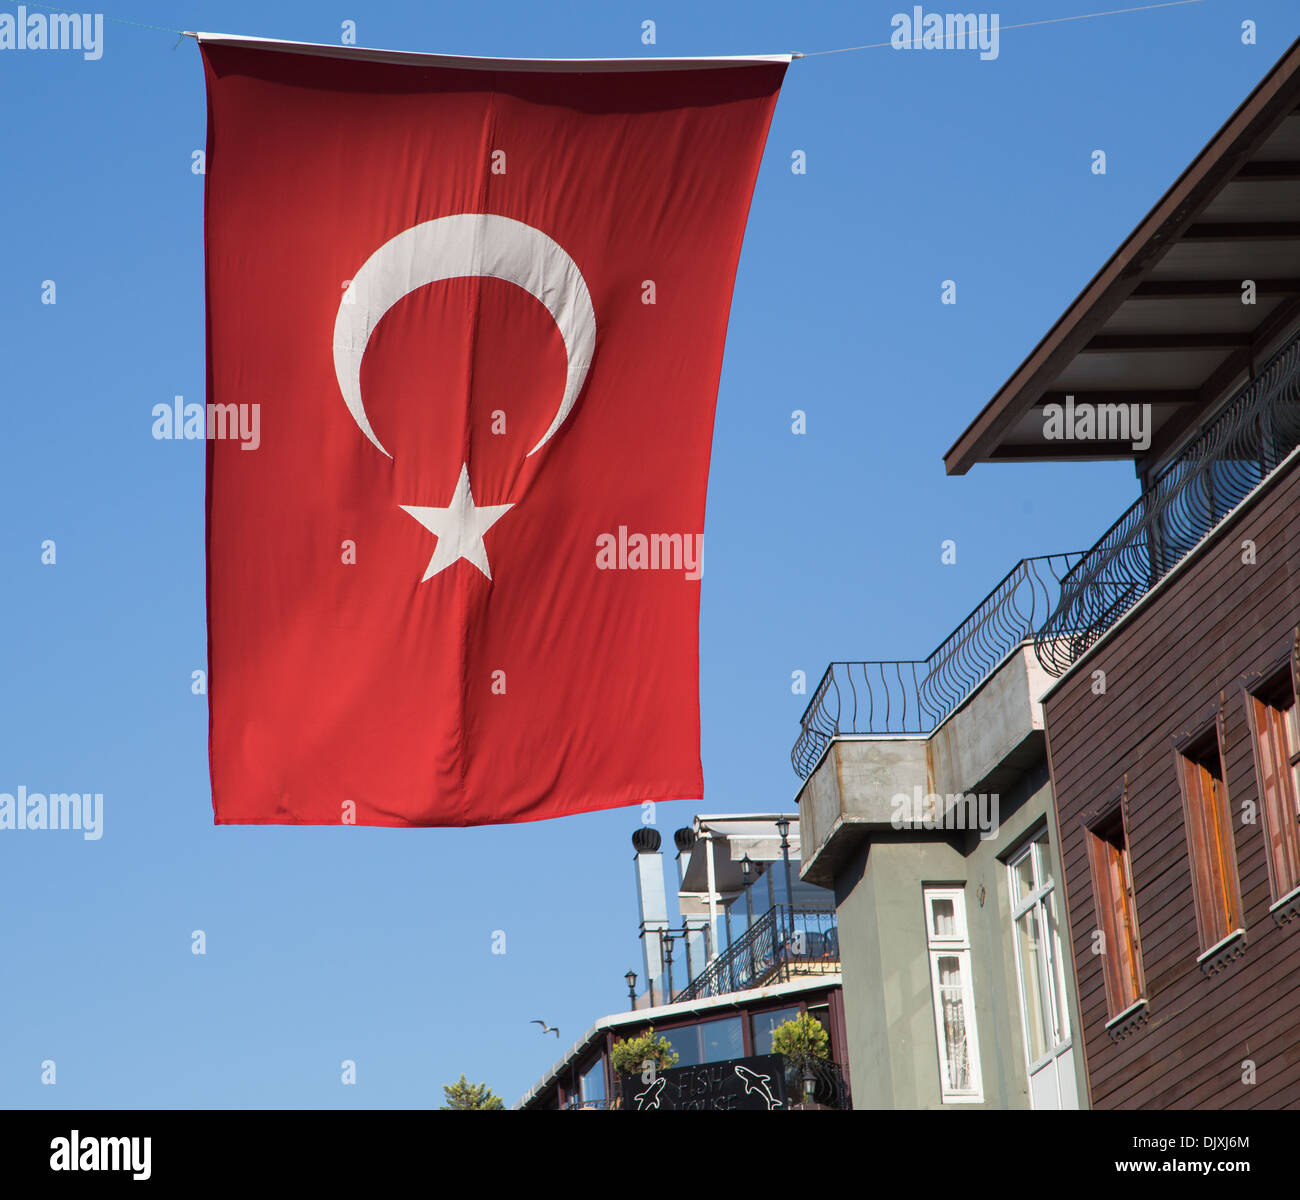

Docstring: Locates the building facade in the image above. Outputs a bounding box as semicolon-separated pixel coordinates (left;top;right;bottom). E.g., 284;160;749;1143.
792;563;1089;1108
943;38;1300;1108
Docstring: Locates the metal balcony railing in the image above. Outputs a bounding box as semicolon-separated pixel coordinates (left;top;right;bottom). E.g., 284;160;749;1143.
672;906;838;1004
607;1057;853;1110
783;1056;853;1110
1034;333;1300;676
791;554;1083;778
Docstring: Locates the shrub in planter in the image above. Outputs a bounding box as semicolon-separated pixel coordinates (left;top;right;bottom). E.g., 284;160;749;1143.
610;1027;678;1079
771;1013;834;1105
770;1012;829;1061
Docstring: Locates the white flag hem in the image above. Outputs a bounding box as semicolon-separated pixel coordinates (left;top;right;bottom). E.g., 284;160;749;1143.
191;32;793;71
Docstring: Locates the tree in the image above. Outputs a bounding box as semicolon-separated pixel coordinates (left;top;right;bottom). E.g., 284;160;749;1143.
440;1073;505;1110
771;1013;833;1107
610;1027;678;1077
770;1012;829;1062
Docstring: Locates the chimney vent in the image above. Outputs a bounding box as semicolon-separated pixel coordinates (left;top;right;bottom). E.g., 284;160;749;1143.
631;827;661;853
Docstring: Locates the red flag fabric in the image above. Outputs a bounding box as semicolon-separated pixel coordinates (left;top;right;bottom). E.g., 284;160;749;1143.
200;35;787;826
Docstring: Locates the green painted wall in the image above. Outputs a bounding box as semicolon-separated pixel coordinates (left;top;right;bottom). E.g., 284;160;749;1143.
835;761;1087;1109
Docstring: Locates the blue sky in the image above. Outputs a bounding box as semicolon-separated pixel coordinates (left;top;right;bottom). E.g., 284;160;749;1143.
0;0;1294;1108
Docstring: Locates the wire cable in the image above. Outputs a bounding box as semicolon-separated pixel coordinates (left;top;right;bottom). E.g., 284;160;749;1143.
795;0;1207;58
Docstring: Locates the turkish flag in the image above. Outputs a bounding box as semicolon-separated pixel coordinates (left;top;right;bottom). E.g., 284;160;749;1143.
200;35;787;826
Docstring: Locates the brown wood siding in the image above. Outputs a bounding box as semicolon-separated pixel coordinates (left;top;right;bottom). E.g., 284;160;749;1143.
1043;457;1300;1109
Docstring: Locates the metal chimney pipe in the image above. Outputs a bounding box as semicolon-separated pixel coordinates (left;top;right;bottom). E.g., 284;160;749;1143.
631;827;668;1005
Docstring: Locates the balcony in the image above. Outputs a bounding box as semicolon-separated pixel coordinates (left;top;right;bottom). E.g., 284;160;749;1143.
602;1057;853;1110
1034;333;1300;676
791;554;1082;778
672;905;839;1003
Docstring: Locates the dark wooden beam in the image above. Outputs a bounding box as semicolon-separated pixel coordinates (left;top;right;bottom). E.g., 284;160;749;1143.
1131;279;1300;297
1083;333;1251;351
987;444;1144;462
1233;160;1300;180
1182;221;1300;240
1033;390;1200;408
1138;292;1300;465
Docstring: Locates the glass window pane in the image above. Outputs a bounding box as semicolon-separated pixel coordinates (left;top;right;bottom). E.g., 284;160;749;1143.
1044;888;1071;1044
751;1005;802;1056
1034;830;1054;887
931;896;958;938
806;1004;831;1040
1015;909;1050;1062
936;955;972;1091
660;1016;746;1067
1012;851;1036;904
701;1016;744;1063
660;1023;703;1068
580;1060;605;1103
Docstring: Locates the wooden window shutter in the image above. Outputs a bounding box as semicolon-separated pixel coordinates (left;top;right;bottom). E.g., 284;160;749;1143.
1247;659;1300;902
1118;777;1145;999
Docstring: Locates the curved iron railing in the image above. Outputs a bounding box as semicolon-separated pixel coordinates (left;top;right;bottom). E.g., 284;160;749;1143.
672;906;838;1004
791;554;1083;778
1035;334;1300;676
782;1056;853;1110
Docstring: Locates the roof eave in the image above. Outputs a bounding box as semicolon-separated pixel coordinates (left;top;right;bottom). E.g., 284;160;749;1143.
943;35;1300;476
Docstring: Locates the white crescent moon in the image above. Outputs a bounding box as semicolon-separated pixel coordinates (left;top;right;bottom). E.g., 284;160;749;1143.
333;213;597;459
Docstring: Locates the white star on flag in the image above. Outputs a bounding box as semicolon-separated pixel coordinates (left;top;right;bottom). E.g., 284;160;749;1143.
400;463;514;582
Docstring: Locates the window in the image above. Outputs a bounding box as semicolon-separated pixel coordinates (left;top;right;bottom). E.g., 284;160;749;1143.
579;1059;606;1105
1176;726;1243;953
751;1005;801;1056
1248;668;1300;904
804;1003;832;1045
1085;807;1145;1019
1008;830;1071;1068
659;1016;744;1068
923;886;982;1102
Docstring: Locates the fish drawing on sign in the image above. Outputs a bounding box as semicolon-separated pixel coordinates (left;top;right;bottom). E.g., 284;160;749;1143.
734;1065;782;1109
633;1076;667;1109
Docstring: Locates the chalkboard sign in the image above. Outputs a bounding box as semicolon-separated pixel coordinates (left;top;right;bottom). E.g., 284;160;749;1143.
619;1054;788;1110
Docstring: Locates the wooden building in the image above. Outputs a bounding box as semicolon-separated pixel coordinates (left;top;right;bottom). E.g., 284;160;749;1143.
945;37;1300;1107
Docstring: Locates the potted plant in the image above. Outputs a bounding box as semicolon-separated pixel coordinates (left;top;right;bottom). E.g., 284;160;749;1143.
770;1013;833;1106
610;1027;679;1104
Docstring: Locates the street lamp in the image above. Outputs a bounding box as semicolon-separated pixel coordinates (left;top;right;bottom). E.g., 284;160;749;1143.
625;969;637;1009
661;930;675;1001
802;1061;817;1108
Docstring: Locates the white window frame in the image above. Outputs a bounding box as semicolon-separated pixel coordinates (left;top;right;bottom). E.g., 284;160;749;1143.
923;885;983;1103
1007;832;1073;1076
924;887;968;945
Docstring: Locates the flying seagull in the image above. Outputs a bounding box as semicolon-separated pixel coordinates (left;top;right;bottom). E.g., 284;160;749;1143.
531;1020;560;1037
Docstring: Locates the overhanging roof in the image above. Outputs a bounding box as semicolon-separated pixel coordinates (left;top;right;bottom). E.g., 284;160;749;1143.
677;812;802;895
945;36;1300;474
